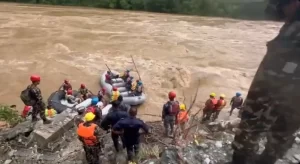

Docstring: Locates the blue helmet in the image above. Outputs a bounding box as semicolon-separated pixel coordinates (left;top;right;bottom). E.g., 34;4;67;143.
137;81;142;85
236;92;242;97
91;97;99;105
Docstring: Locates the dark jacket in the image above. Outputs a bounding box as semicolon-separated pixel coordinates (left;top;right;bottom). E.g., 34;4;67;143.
113;116;149;144
100;109;129;131
162;100;180;119
28;84;45;107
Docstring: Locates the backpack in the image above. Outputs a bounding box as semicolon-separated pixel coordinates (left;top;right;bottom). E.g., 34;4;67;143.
20;87;34;106
168;101;180;115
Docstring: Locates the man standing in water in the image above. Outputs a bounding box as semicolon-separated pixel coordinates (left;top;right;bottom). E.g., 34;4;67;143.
232;0;300;164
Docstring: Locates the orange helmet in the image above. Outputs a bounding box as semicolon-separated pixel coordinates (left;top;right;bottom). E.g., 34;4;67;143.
80;84;85;88
64;79;69;84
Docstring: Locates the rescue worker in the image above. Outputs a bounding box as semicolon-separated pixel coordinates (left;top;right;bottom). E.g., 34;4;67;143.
77;112;102;164
118;95;131;112
78;84;92;100
98;88;106;102
176;103;189;133
45;105;56;118
134;80;144;96
120;69;130;81
125;76;134;91
202;93;217;122
66;89;81;104
101;101;129;152
85;97;102;125
229;92;243;116
105;71;118;84
113;108;149;162
212;94;227;121
232;1;300;164
162;91;180;137
27;75;51;124
111;87;120;103
59;79;72;92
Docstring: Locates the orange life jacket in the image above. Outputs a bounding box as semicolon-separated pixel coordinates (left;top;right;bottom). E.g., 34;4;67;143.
206;98;217;110
215;99;226;110
177;111;189;124
77;123;98;146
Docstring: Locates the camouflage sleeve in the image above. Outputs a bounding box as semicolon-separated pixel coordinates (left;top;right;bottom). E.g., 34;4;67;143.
94;126;102;141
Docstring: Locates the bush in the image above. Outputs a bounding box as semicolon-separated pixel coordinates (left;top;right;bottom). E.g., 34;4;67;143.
0;105;24;127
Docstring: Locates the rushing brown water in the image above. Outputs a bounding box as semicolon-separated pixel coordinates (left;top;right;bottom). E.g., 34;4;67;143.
0;3;282;121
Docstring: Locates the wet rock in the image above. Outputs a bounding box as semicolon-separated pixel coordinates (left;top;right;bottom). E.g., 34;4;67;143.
215;141;223;148
0;121;34;141
203;157;211;164
293;154;300;161
160;147;180;164
32;108;77;149
295;137;300;144
4;159;12;164
141;159;159;164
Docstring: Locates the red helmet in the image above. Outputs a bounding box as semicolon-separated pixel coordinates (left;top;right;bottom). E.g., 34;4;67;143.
64;79;69;84
168;91;176;99
102;88;106;92
67;89;73;95
80;84;85;88
30;75;41;82
112;87;118;91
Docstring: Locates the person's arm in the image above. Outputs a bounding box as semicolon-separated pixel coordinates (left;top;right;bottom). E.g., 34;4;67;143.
162;104;167;120
95;108;102;121
94;126;102;142
112;120;124;135
58;84;63;91
140;120;149;134
230;97;233;105
100;114;111;131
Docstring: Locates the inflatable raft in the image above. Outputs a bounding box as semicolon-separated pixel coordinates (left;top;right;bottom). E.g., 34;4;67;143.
48;90;93;113
99;71;146;106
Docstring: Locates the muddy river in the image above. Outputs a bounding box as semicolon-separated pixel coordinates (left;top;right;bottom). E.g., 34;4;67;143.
0;3;282;121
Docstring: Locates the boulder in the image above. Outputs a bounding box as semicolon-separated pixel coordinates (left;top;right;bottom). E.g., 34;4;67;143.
0;121;34;142
31;108;77;149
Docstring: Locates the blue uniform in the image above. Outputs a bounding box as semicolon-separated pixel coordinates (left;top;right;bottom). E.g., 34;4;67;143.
100;109;129;152
113;116;149;161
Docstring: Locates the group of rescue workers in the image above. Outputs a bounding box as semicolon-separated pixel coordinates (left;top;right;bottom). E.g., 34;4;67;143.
20;70;243;164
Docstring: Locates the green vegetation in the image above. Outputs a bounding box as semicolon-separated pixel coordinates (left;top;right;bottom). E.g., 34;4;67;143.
0;105;24;127
6;0;268;20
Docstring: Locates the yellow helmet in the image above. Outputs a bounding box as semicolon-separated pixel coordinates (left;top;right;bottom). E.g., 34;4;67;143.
84;112;95;121
179;103;186;111
220;94;226;98
210;92;216;97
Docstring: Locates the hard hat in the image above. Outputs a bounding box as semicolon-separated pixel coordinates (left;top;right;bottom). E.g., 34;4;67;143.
126;69;130;72
30;75;41;82
179;103;186;111
84;112;95;121
168;91;176;99
236;92;242;97
210;93;216;97
101;88;106;92
220;94;226;98
91;97;99;105
137;81;142;85
64;79;69;84
67;89;73;95
112;87;118;91
80;84;85;88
